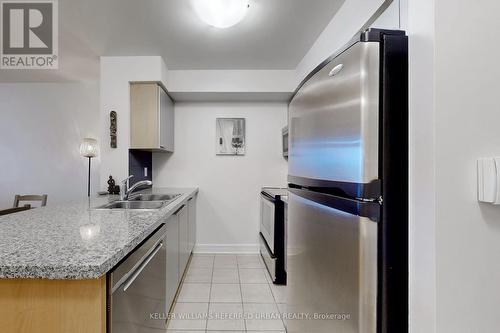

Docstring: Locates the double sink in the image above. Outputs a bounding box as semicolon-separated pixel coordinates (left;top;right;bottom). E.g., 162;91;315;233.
94;193;181;211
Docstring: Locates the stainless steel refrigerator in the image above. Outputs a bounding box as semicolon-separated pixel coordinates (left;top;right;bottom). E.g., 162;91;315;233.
286;29;408;333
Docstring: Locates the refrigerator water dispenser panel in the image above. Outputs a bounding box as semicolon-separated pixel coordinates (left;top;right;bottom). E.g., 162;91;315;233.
477;157;500;204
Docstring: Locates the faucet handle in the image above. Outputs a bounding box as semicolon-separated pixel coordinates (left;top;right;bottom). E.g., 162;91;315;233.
121;175;134;185
119;175;134;200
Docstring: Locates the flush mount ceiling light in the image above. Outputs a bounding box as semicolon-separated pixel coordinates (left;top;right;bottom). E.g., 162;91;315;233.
191;0;250;28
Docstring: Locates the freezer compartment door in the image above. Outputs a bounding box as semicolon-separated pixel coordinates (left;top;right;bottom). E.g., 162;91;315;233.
286;190;378;333
289;42;380;195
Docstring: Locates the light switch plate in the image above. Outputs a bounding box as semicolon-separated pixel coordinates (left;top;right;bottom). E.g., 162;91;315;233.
477;157;500;204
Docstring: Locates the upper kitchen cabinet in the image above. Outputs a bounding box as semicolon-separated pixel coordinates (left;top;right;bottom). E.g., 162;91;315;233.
130;82;174;152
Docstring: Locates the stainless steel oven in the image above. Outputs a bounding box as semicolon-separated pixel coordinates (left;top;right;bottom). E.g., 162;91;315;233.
260;191;276;250
259;187;287;284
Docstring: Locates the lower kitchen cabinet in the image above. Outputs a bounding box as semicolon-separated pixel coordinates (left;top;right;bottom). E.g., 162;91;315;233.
0;277;107;333
188;195;197;252
177;204;189;275
164;195;197;315
165;214;179;310
0;192;198;333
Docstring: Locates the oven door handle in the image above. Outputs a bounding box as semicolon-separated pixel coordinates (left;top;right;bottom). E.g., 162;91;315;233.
260;191;276;203
259;232;276;258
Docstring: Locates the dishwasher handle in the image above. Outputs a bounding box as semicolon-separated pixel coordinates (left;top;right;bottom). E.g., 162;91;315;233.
121;241;164;292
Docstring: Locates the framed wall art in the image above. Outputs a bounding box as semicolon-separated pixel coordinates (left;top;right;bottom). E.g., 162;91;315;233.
216;118;246;155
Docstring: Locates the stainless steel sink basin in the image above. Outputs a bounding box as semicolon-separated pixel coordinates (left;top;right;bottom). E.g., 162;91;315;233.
93;193;182;211
129;194;181;202
94;200;166;210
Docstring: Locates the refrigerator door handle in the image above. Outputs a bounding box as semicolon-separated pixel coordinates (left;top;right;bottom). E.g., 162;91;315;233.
288;187;381;222
288;176;381;199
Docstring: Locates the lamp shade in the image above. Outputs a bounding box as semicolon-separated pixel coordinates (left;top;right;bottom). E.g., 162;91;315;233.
80;138;98;158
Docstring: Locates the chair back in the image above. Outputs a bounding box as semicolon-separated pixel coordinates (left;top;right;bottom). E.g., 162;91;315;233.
13;195;48;208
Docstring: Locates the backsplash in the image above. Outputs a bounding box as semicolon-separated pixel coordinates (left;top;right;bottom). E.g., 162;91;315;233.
128;150;152;186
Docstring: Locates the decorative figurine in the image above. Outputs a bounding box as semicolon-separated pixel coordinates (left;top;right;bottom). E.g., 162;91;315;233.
107;175;120;195
110;111;117;148
107;176;115;194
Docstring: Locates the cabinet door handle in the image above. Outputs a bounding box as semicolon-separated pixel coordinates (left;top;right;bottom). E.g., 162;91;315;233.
174;204;186;215
122;241;163;292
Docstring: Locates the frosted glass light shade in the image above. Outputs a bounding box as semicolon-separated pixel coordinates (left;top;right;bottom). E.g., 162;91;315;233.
191;0;249;28
80;138;98;158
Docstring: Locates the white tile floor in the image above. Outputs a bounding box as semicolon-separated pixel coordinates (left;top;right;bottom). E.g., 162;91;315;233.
167;253;287;333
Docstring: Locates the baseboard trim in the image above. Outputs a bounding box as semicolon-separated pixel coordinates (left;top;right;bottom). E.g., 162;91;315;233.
194;243;259;254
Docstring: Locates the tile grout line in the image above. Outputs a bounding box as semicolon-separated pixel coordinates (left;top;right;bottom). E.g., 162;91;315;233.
236;254;248;333
265;257;287;333
206;254;215;332
268;275;287;330
180;254;282;332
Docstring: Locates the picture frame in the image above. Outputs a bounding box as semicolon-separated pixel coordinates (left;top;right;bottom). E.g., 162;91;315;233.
216;118;246;155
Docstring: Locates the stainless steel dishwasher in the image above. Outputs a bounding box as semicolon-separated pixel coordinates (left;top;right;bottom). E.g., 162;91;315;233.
108;224;167;332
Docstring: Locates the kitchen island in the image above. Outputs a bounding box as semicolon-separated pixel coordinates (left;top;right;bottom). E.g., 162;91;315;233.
0;187;198;333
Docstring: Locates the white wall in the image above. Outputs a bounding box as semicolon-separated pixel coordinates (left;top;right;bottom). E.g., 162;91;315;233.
99;56;168;187
0;83;99;208
371;0;402;29
433;1;500;331
295;0;395;84
167;70;296;93
406;0;500;331
406;0;436;331
153;102;288;252
166;70;296;102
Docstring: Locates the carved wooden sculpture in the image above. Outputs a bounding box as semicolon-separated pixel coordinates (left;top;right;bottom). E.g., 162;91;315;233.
110;111;117;148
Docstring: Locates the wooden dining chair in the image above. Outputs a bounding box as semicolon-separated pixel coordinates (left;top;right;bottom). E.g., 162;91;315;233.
13;195;48;208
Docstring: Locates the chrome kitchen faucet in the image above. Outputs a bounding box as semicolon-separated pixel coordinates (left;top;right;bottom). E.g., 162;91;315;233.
120;175;153;201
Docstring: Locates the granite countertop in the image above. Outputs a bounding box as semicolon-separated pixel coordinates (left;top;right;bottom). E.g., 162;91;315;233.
0;187;198;280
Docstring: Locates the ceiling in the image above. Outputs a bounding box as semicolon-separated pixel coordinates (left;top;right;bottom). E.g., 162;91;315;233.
0;0;346;81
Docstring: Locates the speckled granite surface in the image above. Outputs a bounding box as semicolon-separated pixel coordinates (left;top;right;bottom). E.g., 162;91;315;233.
0;187;198;280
